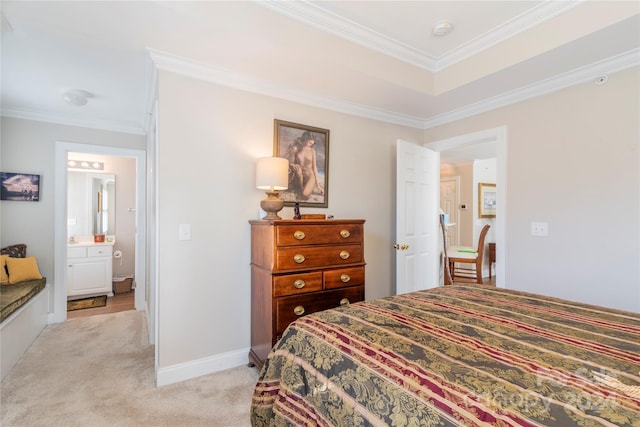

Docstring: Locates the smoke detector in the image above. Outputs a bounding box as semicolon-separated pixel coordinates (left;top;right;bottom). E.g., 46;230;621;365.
432;20;454;36
63;89;93;106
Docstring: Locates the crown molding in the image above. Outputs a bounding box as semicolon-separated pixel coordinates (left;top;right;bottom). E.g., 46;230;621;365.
0;106;146;135
257;0;580;72
8;47;634;136
256;0;436;70
423;48;640;129
147;48;425;129
437;1;580;70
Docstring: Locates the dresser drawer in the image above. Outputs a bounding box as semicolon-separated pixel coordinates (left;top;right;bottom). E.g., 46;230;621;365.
273;272;323;297
276;224;363;247
276;244;362;271
324;266;365;289
276;286;364;337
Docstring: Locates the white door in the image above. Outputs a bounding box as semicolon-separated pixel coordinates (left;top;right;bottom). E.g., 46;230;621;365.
440;177;460;247
395;140;440;295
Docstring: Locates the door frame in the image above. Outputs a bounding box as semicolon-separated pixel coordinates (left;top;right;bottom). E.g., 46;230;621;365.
425;126;507;287
53;141;147;323
440;176;460;246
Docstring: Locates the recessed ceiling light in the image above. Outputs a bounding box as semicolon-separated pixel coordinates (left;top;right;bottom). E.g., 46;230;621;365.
63;89;93;106
432;20;454;36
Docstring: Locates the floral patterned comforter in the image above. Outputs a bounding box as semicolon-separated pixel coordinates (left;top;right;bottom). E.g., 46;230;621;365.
251;285;640;427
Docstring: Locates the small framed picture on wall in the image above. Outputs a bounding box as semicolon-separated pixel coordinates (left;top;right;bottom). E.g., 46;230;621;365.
478;182;496;218
0;172;40;202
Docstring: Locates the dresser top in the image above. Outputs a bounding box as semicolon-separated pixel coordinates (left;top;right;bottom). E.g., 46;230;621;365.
250;219;365;226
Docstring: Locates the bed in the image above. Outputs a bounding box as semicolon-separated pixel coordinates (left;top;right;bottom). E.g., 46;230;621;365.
251;285;640;426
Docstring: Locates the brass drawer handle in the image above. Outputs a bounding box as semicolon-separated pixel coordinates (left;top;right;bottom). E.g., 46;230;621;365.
294;254;306;264
339;298;350;306
339;250;350;260
294;306;305;316
293;279;306;289
340;274;351;283
293;231;306;240
340;229;351;238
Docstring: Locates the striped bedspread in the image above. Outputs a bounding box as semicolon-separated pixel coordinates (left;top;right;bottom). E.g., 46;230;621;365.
251;285;640;426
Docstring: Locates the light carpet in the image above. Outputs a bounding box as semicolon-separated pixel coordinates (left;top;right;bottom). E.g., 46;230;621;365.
0;310;260;427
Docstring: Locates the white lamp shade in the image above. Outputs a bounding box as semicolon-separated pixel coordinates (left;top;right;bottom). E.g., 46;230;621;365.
256;157;289;190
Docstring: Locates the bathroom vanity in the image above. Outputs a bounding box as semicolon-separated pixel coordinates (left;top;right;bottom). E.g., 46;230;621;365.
67;240;114;299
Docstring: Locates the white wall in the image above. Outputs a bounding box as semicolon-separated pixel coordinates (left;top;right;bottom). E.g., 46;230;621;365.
0;117;146;317
155;70;423;372
424;67;640;312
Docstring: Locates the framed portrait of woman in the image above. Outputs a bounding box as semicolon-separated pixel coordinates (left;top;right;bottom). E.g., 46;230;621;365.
274;119;329;208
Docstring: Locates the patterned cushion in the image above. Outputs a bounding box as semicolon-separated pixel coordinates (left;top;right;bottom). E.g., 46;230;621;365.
0;277;46;323
0;244;27;258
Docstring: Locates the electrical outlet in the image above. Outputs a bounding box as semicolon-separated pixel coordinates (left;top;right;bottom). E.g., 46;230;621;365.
531;222;548;237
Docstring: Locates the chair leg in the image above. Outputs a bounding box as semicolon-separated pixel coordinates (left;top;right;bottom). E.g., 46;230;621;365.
476;261;483;284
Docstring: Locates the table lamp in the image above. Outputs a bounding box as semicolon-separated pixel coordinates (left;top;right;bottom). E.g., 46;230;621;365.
256;157;289;220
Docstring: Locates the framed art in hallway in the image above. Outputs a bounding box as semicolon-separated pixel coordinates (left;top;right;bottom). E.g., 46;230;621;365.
0;172;40;201
478;182;496;218
274;119;329;208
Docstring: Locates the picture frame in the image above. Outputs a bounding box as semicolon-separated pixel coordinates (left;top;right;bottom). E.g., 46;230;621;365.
478;182;496;218
0;172;40;202
274;119;329;208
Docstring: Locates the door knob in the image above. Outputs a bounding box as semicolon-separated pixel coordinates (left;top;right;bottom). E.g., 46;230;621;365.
393;243;410;250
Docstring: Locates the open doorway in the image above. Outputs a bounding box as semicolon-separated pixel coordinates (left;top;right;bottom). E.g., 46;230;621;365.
66;152;137;318
53;142;147;325
426;126;507;287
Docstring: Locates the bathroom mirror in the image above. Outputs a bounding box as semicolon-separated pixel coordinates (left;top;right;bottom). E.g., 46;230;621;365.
68;171;115;238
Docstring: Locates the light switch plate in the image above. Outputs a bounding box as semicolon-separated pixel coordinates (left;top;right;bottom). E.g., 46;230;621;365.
531;222;548;237
179;223;192;241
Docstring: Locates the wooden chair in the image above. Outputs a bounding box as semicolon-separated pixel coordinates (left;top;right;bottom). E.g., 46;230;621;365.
446;224;491;285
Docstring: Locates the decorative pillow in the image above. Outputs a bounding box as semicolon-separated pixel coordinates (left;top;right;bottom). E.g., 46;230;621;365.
0;244;27;258
5;256;43;284
0;255;9;285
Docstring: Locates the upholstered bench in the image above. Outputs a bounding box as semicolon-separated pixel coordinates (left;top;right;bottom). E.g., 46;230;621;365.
1;244;49;382
0;278;47;323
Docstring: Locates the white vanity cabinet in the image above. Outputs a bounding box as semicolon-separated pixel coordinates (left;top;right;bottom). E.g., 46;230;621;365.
67;244;113;299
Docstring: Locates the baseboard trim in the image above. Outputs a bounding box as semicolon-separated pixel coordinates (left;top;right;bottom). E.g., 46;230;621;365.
156;347;250;387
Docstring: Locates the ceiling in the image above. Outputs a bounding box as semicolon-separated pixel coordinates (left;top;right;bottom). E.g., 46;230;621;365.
1;1;639;139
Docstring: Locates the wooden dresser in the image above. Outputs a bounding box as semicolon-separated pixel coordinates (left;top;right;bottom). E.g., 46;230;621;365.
249;219;365;368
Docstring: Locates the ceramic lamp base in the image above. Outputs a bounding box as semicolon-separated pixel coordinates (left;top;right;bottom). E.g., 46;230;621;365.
260;190;284;220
